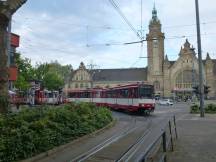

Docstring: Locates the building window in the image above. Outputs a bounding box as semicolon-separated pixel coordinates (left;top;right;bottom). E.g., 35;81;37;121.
75;83;78;88
175;70;198;89
80;83;83;88
85;83;89;88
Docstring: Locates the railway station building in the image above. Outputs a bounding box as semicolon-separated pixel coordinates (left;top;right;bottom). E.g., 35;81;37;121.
65;7;216;99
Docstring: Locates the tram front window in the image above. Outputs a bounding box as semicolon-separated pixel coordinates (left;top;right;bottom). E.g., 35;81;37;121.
139;86;154;99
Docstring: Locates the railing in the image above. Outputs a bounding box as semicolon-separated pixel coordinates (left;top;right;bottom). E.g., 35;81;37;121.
140;116;178;162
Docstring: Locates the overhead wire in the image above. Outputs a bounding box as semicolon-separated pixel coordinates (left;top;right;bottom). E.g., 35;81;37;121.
108;0;142;39
12;1;216;67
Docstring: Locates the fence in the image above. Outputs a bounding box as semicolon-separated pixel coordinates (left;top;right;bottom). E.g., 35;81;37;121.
141;116;178;162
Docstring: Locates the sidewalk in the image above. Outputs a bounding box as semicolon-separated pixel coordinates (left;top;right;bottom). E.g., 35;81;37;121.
168;114;216;162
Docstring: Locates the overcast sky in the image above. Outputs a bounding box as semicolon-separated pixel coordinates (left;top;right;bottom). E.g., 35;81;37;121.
12;0;216;69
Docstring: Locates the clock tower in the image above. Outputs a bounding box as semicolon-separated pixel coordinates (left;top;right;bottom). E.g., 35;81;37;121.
147;5;164;76
146;5;165;94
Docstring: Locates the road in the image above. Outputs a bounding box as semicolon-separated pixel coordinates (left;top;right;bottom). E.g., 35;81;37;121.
32;102;190;162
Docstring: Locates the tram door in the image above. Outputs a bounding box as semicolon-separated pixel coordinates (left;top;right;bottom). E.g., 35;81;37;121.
128;88;133;106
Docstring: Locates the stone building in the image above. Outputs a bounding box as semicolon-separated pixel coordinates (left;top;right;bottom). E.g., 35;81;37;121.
65;6;216;99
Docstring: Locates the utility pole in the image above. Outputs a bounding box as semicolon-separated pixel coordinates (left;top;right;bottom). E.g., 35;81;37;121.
87;61;98;89
195;0;205;117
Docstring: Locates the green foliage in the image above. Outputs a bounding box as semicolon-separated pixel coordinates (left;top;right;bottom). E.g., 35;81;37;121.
48;61;72;82
14;53;35;91
190;103;216;114
190;104;199;113
0;96;9;113
43;72;64;90
14;54;72;91
0;103;113;162
34;63;49;81
35;61;72;90
205;104;216;113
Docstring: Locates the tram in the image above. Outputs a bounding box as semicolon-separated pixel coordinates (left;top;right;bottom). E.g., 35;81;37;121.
9;89;63;105
67;83;155;114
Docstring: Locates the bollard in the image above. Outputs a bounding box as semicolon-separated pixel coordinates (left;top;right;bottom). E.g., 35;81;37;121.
169;120;174;151
162;132;167;162
173;116;178;139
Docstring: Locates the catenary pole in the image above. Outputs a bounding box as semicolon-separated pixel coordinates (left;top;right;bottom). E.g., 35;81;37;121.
195;0;205;117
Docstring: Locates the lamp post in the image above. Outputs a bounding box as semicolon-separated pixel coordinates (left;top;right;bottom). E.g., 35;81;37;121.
195;0;205;117
0;0;27;113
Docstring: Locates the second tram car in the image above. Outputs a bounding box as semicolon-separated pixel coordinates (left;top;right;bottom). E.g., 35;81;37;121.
67;83;155;114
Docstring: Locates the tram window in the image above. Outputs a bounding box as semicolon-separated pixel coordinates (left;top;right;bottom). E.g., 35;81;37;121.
96;92;100;98
48;93;53;98
107;91;112;98
107;90;115;98
139;86;154;98
119;89;128;98
129;88;138;98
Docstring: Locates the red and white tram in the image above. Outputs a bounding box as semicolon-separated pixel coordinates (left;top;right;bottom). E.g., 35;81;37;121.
35;90;63;105
67;83;155;114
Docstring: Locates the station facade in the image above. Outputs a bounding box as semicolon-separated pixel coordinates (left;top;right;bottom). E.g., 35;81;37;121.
65;7;216;99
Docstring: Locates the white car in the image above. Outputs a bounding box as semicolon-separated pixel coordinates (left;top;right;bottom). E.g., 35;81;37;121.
159;99;174;106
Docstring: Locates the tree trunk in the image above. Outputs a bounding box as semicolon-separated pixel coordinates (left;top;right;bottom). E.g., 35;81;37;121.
0;14;9;114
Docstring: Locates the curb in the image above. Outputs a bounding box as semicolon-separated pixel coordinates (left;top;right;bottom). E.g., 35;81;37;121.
21;120;117;162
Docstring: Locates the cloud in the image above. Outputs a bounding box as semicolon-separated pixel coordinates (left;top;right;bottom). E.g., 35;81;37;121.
12;0;216;69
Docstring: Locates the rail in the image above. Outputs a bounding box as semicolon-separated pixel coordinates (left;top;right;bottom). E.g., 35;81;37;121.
140;115;178;162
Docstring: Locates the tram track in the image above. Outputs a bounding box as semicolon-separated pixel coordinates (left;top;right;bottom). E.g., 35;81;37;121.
116;121;152;162
70;115;140;162
72;116;153;162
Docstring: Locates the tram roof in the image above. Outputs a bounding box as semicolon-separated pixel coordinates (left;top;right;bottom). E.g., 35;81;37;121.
91;68;147;82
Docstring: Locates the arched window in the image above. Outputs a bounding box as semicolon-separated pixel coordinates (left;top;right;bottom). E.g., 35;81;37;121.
175;70;198;89
153;81;160;91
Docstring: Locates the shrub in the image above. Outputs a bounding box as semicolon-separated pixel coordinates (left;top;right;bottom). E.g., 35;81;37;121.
190;104;199;113
205;104;216;113
190;103;216;114
0;103;113;162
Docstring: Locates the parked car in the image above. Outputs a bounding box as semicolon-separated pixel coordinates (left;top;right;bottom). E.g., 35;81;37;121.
159;99;174;106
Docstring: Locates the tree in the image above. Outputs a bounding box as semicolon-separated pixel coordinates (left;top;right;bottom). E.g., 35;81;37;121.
0;14;9;113
35;61;72;90
47;61;72;83
0;0;28;113
14;53;35;91
43;72;64;90
34;62;49;81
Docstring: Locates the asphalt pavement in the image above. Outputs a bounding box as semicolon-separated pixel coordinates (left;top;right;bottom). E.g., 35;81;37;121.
167;113;216;162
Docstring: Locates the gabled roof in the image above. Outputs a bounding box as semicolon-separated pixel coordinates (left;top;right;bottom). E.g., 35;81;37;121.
91;68;147;82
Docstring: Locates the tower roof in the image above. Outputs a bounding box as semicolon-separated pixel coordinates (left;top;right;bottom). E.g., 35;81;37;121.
184;39;191;48
150;4;160;24
152;3;157;20
206;53;211;60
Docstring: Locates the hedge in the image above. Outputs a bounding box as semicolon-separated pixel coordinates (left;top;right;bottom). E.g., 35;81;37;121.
0;103;113;162
190;103;216;114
